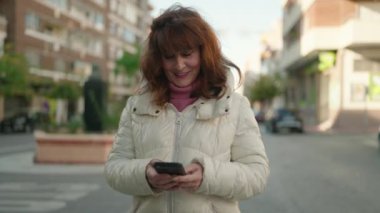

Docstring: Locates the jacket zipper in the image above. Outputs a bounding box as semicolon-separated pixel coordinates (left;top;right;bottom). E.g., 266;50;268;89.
168;112;182;213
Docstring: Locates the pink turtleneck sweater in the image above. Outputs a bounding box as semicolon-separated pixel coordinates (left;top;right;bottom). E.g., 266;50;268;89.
169;82;198;112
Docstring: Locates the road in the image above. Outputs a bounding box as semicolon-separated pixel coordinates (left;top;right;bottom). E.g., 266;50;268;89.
241;131;380;213
0;131;379;213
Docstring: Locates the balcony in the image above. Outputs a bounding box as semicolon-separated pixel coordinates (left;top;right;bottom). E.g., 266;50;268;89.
24;29;67;53
340;19;380;60
341;19;380;49
301;27;341;55
29;67;84;82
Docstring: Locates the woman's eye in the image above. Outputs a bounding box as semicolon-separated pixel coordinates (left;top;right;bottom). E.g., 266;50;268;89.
181;50;193;56
163;55;174;59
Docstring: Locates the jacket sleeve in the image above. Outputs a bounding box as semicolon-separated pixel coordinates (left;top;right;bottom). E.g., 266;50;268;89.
194;96;269;200
104;97;158;196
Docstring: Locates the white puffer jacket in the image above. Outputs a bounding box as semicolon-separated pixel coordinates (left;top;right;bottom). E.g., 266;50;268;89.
105;80;269;213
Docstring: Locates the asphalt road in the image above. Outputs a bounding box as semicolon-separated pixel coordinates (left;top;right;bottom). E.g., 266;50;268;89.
0;131;379;213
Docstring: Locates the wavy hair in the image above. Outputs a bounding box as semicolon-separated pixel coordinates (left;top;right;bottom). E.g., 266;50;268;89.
140;5;241;106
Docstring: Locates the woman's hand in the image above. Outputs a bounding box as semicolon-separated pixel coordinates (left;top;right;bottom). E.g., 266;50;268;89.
146;160;178;191
173;163;203;191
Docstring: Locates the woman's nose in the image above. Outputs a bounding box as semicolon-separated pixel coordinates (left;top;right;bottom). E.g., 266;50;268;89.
175;56;185;70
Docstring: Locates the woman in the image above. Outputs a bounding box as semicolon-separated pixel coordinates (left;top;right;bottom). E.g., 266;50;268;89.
105;5;269;213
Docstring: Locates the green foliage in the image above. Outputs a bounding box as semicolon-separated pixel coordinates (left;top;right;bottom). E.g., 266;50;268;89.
369;72;380;101
114;45;141;77
49;81;81;100
103;101;125;133
249;74;282;102
66;115;83;133
0;45;29;96
305;51;336;75
318;51;336;72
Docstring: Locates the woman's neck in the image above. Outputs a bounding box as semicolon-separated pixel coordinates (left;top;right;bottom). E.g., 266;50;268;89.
169;81;199;112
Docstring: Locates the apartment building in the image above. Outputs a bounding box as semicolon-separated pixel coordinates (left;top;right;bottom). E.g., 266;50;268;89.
281;0;380;132
0;14;5;57
0;14;6;121
0;0;152;120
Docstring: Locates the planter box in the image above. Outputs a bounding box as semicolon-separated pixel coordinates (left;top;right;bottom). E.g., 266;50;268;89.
34;131;114;164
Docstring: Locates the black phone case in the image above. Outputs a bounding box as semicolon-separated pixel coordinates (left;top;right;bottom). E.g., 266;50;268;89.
153;162;186;175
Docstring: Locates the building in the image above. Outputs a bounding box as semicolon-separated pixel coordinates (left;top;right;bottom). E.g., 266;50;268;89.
281;0;380;132
0;14;7;121
0;0;152;122
0;14;5;57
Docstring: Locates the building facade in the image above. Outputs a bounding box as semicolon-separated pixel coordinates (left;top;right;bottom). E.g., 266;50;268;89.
0;0;152;121
281;0;380;132
0;14;5;57
0;14;7;121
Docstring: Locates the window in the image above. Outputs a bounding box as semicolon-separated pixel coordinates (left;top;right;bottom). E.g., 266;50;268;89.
54;59;66;72
94;13;104;30
350;83;367;102
24;51;40;67
47;0;68;10
109;22;117;35
123;28;136;43
71;2;104;30
25;12;39;30
125;4;138;24
71;60;92;76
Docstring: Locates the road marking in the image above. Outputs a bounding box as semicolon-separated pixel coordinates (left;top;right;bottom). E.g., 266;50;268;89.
0;200;66;212
0;152;104;174
0;182;100;191
0;182;100;212
0;191;89;201
0;143;35;155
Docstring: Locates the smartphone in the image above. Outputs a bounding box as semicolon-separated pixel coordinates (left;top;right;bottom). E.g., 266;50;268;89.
153;162;186;175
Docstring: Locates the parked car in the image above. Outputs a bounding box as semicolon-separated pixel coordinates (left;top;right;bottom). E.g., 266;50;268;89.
265;108;303;133
0;111;49;133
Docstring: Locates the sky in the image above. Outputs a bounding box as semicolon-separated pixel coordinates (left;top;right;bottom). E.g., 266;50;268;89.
149;0;282;73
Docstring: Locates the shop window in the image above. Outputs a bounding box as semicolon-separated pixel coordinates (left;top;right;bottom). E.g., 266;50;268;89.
350;83;367;102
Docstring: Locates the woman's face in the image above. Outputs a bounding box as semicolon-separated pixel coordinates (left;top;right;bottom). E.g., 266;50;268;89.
161;47;201;88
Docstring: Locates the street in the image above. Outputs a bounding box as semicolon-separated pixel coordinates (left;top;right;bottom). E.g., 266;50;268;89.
0;131;379;213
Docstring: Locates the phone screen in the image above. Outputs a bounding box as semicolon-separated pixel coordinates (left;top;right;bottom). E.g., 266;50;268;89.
153;162;186;175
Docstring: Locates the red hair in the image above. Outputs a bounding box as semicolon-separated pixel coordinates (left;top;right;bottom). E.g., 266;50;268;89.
140;5;241;106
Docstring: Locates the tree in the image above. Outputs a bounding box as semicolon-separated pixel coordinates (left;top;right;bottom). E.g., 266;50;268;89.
0;45;29;96
249;74;282;103
114;46;141;78
49;81;81;101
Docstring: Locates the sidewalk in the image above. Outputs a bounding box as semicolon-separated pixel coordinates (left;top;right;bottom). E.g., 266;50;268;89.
0;151;104;175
